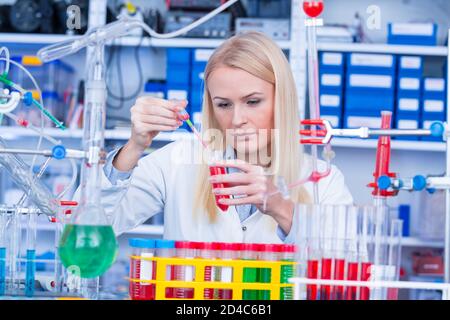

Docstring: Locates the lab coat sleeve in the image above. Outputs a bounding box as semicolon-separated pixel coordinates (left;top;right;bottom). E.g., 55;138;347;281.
103;147;132;185
282;165;354;244
99;148;167;236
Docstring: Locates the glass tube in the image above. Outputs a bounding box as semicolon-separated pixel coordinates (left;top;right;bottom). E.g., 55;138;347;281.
25;212;37;297
0;206;7;296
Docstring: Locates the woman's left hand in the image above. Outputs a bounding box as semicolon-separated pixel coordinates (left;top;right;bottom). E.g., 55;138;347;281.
209;159;294;234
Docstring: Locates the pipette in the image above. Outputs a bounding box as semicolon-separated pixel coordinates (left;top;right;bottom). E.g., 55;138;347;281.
176;108;208;149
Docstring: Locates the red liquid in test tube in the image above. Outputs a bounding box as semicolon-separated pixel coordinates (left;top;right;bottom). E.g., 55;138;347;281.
209;166;230;212
345;262;359;300
319;258;332;300
360;262;372;300
333;259;345;300
303;1;324;18
307;260;319;300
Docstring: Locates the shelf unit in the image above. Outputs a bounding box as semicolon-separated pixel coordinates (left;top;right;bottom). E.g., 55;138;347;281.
0;126;446;152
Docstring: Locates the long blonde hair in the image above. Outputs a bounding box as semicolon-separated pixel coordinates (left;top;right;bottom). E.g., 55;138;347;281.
193;31;310;222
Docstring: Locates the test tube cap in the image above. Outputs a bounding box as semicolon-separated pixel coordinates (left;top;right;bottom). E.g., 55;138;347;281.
175;241;196;249
129;238;155;248
155;239;175;249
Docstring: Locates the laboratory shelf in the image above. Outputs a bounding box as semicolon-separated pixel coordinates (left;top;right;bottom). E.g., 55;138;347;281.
1;127;446;152
317;42;449;57
330;138;446;152
401;237;444;248
0;33;291;50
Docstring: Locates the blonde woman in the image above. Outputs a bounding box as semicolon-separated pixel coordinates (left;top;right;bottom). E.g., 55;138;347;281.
101;32;353;243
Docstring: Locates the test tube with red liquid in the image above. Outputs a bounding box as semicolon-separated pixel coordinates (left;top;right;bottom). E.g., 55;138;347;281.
174;241;196;299
307;206;321;300
319;206;335;300
344;206;359;300
332;206;348;300
217;243;234;300
195;242;215;299
155;239;176;298
209;150;231;212
129;238;156;300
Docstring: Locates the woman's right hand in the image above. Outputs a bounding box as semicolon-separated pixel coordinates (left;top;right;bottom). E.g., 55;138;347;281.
113;96;187;172
129;96;187;152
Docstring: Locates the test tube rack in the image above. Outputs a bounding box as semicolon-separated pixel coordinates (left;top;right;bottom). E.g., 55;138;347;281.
128;256;296;300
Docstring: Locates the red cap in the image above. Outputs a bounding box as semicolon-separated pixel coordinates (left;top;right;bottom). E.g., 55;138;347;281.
241;243;263;252
282;244;297;253
195;242;214;250
223;243;234;251
231;243;244;251
175;241;196;249
211;242;226;250
259;244;282;252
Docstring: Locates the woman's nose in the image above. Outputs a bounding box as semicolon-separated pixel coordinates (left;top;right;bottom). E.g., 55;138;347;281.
231;105;248;127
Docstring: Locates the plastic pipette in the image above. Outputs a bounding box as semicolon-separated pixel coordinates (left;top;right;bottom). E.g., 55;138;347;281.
176;109;208;149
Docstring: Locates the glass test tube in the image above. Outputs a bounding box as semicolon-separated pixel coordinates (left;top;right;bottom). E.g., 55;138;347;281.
387;219;403;300
332;206;347;300
8;207;21;295
307;205;321;300
370;205;389;300
25;212;37;297
345;205;360;300
0;206;7;296
320;205;335;300
279;244;296;300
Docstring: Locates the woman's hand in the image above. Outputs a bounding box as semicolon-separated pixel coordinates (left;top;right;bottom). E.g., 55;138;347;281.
129;96;187;152
113;97;187;172
209;159;294;234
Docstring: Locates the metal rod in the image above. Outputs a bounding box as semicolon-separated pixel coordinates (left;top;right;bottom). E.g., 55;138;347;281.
0;147;86;159
368;129;433;137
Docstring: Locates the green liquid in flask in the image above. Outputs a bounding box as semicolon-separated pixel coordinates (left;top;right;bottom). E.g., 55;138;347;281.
59;225;118;278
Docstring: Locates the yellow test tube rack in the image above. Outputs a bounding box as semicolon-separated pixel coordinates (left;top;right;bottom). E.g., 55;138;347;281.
129;256;296;300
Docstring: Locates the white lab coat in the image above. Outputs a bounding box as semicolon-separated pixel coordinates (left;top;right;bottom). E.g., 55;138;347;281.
100;138;353;243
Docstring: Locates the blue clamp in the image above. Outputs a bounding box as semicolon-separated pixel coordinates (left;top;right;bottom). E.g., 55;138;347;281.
377;176;392;190
430;122;444;138
23;92;33;106
412;175;427;191
427;188;436;194
52;145;66;160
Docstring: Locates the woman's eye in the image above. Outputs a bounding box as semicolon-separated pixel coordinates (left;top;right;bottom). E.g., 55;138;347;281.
247;99;261;105
217;102;231;108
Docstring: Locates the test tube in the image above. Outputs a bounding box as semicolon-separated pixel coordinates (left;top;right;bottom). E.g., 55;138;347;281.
345;205;359;300
0;206;7;296
319;205;335;300
307;205;321;300
333;206;347;300
258;244;280;300
195;242;214;299
218;243;234;300
7;207;21;295
155;239;176;299
293;204;309;300
359;206;374;300
387;219;403;300
25;212;37;297
279;244;296;300
129;238;156;300
208;150;230;212
370;205;389;300
174;241;196;299
241;243;259;300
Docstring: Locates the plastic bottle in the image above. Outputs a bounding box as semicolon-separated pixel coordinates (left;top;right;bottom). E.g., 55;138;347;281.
155;239;176;298
129;238;156;300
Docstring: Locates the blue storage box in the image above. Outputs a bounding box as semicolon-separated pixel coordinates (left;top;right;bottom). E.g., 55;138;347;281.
398;76;421;94
191;64;206;86
395;113;420;141
189;89;203;130
346;73;395;92
320;89;342;111
398;56;423;77
320;73;343;90
166;64;191;86
423;78;446;100
320;52;345;74
192;49;214;66
144;81;166;99
347;53;396;75
397;94;421;117
422;98;446;118
344;112;383;132
167;48;191;65
388;23;438;46
345;91;395;113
